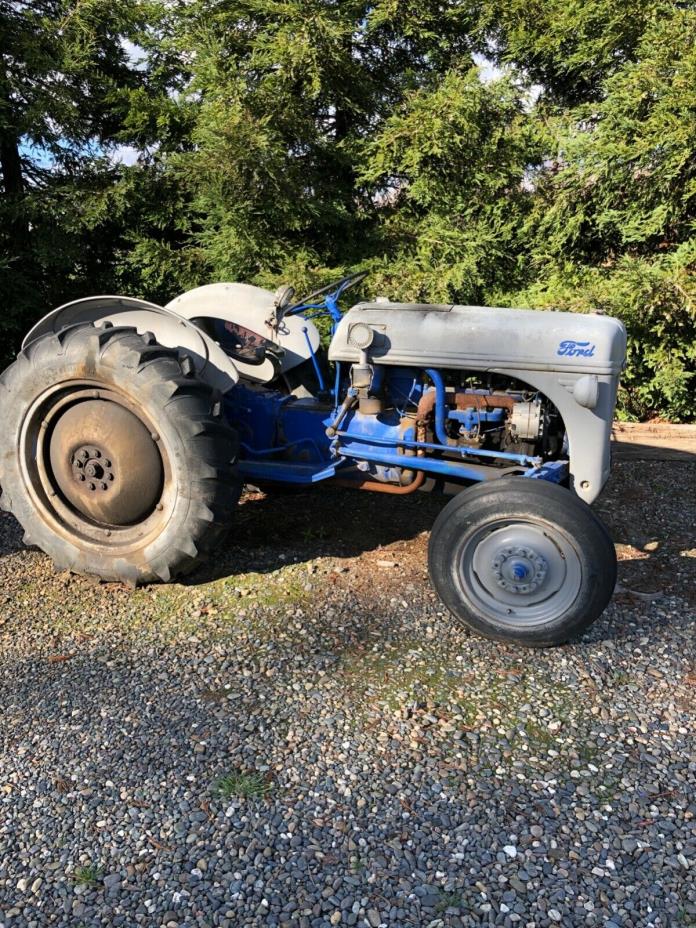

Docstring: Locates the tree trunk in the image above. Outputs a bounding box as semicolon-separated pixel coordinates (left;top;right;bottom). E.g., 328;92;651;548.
1;131;31;251
0;134;23;196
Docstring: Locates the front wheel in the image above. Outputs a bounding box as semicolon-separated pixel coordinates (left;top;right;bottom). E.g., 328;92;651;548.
428;478;616;647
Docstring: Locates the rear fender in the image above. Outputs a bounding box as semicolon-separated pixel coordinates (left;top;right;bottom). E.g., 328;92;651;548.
166;283;321;384
22;296;239;393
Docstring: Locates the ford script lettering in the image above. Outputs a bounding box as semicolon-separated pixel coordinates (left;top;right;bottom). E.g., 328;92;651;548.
557;340;596;358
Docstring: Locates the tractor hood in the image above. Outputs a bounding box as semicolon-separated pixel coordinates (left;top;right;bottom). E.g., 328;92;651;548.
329;303;626;377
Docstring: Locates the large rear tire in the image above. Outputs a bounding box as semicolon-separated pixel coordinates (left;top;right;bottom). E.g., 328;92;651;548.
428;478;617;647
0;323;241;585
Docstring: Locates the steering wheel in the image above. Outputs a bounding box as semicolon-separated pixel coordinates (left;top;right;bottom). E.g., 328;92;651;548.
286;271;368;315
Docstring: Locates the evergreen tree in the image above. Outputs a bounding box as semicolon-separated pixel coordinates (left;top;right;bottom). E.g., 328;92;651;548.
0;0;149;357
2;0;694;419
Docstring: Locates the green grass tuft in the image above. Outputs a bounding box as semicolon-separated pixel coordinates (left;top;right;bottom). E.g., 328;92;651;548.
213;769;273;801
72;863;102;887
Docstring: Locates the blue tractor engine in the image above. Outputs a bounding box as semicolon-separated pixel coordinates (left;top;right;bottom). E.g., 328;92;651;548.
227;360;564;492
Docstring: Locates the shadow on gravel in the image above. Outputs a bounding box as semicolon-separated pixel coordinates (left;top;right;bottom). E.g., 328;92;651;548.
0;510;23;557
183;485;448;585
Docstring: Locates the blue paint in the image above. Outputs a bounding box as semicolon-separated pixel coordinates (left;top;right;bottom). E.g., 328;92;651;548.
423;369;450;446
448;406;506;432
335;424;540;466
524;460;568;483
240;458;346;484
557;340;595;358
334;443;489;482
302;325;326;392
222;280;571;492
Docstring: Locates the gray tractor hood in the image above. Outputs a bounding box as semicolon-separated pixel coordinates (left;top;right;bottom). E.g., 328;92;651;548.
330;302;627;504
329;302;626;377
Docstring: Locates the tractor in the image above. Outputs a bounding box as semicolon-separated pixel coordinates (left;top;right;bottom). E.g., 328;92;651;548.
0;273;626;646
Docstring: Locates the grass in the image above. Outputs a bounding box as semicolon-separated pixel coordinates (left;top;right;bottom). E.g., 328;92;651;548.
72;863;102;887
435;890;464;913
32;559;313;647
212;769;273;801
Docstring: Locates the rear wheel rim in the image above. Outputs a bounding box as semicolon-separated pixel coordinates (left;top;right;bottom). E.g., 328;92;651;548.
457;518;583;628
20;381;174;551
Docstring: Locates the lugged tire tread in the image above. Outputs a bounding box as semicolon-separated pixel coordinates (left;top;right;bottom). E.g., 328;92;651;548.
0;323;242;584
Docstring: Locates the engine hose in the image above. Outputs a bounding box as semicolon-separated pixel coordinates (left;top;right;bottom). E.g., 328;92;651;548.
332;469;425;495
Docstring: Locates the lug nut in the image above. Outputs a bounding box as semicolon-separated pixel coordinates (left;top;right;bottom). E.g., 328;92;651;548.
93;449;101;458
78;474;86;482
107;473;114;481
80;449;89;461
89;482;96;491
101;482;108;491
104;459;111;468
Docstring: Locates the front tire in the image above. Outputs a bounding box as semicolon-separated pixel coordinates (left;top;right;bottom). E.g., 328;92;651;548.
0;323;241;585
428;478;616;647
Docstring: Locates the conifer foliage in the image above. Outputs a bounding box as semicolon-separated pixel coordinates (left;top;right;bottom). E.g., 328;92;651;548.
1;0;694;419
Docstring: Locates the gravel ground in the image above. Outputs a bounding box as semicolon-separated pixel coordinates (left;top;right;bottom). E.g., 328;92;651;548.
0;460;694;928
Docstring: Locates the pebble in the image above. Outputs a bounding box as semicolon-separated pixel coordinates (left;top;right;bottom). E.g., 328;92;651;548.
0;466;693;928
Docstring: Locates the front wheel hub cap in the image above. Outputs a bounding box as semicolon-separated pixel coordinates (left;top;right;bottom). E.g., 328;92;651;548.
49;399;163;525
491;545;548;594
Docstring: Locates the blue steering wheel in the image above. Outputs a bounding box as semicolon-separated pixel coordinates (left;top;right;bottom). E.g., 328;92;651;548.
285;271;367;323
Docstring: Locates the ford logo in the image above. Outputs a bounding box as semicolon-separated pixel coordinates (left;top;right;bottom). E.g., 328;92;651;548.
557;340;596;358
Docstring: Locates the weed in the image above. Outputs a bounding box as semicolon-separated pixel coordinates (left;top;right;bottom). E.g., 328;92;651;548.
72;863;102;887
213;769;272;800
436;891;464;913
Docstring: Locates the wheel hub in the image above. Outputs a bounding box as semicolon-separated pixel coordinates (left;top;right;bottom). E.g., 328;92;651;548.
462;520;582;627
48;399;163;526
491;545;548;594
70;445;116;491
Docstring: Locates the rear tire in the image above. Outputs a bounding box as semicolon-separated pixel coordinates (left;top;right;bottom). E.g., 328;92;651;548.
0;323;241;585
428;478;616;647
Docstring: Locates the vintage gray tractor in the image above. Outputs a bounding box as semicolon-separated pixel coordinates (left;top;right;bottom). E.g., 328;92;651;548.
0;273;626;646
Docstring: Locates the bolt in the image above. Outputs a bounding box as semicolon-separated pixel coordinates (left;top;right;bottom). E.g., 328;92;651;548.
89;482;96;491
93;449;101;458
78;474;86;482
107;473;114;481
80;449;89;461
156;502;164;511
104;459;111;468
101;482;108;491
74;460;83;469
151;432;160;442
105;529;112;537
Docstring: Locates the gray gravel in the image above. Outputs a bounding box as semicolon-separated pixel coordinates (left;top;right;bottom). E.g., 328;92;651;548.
0;461;694;928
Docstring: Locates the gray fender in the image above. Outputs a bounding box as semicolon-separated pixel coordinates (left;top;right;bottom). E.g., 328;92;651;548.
22;296;239;393
166;282;321;384
491;368;618;504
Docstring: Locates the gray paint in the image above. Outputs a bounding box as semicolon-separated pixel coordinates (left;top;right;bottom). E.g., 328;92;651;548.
329;302;627;503
22;296;239;392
